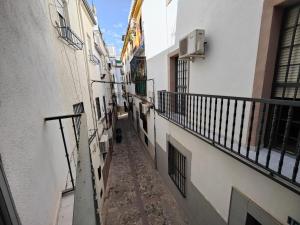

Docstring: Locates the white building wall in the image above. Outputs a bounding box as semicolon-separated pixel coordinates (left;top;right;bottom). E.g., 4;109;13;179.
0;0;112;224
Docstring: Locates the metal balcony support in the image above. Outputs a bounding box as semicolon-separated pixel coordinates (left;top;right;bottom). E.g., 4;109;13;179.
45;114;81;191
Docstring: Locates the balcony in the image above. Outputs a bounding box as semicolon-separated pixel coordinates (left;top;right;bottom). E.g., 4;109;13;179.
57;26;84;50
157;91;300;194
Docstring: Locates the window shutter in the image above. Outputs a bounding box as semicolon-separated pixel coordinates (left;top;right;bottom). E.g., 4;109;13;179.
273;6;300;98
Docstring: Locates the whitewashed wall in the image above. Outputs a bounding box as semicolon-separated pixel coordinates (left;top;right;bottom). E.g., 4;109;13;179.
0;0;110;224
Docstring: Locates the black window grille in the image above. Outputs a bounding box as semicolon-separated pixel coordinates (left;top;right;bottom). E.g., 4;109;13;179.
73;102;84;136
95;97;101;120
175;58;189;115
175;58;189;94
168;143;186;197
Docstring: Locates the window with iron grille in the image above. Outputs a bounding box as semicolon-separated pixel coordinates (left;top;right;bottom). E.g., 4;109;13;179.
168;143;186;197
267;4;300;154
73;102;84;136
95;97;101;120
175;57;189;115
175;58;189;93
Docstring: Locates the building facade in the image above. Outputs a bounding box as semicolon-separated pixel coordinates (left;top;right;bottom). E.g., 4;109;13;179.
0;0;114;225
121;0;300;224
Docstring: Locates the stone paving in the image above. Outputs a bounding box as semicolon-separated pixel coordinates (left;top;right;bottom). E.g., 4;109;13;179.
102;116;188;225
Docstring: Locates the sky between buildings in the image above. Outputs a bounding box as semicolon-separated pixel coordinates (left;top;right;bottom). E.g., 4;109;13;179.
88;0;132;58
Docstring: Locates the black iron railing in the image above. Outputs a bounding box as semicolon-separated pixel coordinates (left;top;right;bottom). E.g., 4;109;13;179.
57;26;84;50
157;91;300;193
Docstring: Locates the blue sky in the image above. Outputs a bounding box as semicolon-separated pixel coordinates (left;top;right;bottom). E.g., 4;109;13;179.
88;0;132;57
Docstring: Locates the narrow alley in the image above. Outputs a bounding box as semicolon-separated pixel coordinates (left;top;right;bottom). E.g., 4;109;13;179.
102;115;188;225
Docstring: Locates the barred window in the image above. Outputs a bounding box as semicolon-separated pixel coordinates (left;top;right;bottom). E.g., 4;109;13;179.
73;102;84;136
168;143;186;197
95;97;101;120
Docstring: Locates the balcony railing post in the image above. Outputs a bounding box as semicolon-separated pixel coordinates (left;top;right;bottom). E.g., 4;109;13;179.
213;97;217;144
231;99;238;151
238;100;246;154
246;101;256;158
224;98;230;147
218;98;223;144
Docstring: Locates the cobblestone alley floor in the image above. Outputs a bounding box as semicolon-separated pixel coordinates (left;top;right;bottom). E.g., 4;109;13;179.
102;115;188;225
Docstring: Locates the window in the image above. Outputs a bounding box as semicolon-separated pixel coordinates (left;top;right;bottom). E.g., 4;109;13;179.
97;166;101;180
73;102;84;135
56;0;69;27
168;143;186;197
246;214;262;225
175;57;189;94
266;4;300;154
95;97;101;120
100;189;103;198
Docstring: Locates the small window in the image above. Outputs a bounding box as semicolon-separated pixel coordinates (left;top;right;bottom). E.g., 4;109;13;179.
73;102;84;135
100;189;103;198
246;214;262;225
168;143;186;197
95;97;101;120
97;166;101;180
144;135;148;146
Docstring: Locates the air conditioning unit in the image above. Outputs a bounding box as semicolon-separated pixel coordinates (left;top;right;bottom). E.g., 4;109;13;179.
99;134;109;153
141;103;150;114
179;29;205;59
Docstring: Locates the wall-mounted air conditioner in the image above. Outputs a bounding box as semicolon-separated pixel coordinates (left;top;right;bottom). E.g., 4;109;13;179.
99;134;109;153
179;29;205;59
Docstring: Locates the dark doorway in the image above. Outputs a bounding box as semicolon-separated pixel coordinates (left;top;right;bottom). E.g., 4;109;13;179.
246;214;262;225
